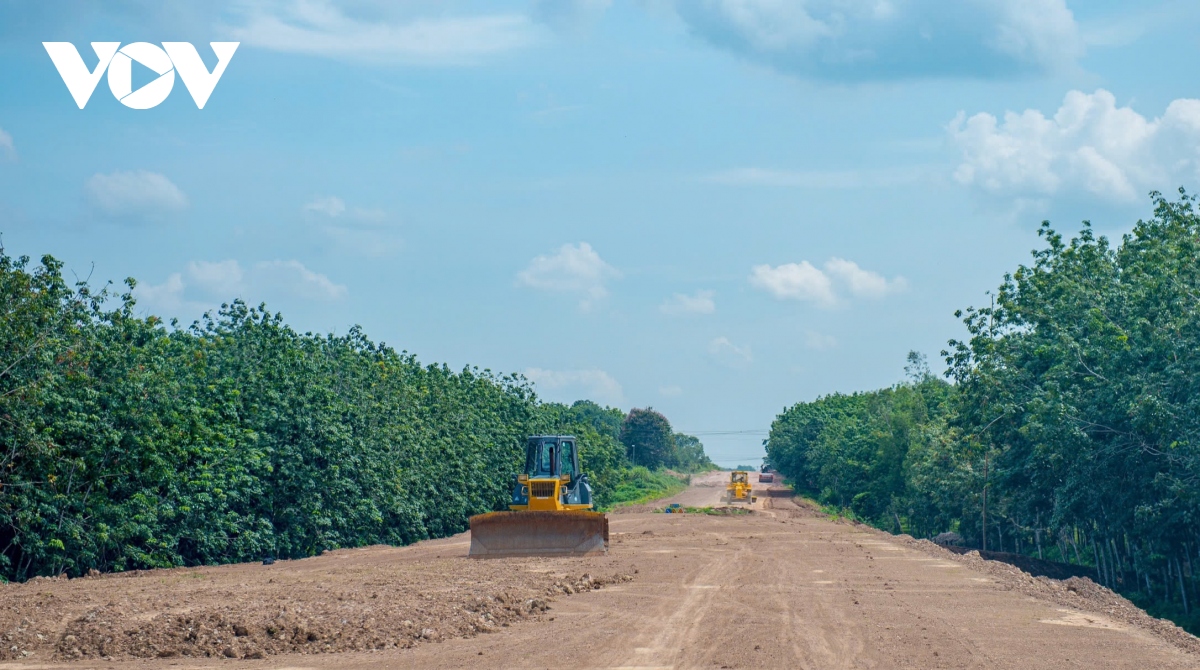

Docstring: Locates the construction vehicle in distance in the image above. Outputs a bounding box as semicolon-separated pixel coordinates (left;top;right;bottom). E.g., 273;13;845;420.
759;460;776;483
468;435;608;557
726;470;756;505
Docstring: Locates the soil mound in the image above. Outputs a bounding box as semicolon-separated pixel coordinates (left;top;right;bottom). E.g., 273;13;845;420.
0;549;631;662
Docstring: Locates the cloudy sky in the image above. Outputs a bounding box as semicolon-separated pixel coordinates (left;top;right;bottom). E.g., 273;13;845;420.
2;0;1199;466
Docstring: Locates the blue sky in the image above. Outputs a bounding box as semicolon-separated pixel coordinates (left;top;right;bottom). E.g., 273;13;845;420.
3;0;1200;466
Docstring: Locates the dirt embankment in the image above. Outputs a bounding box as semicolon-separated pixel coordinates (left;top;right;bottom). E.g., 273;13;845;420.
0;540;630;663
898;535;1200;656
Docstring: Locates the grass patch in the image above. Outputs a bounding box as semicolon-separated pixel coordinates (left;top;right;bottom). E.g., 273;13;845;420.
818;504;865;523
789;492;868;524
599;466;689;510
656;505;752;515
683;506;751;516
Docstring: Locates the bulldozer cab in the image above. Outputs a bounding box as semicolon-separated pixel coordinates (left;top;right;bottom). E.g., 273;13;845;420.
511;436;593;510
730;471;749;485
525;436;579;479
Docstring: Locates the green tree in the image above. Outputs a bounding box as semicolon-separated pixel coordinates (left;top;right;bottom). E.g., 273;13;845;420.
765;356;953;533
671;433;716;473
620;408;675;469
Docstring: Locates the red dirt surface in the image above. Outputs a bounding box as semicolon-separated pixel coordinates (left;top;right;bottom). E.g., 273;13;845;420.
0;536;630;664
1;473;1197;669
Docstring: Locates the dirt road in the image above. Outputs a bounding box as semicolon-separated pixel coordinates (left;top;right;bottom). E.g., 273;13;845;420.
2;477;1197;669
659;469;745;508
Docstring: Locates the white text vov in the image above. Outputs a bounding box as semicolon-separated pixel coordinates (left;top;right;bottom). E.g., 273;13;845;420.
43;42;239;109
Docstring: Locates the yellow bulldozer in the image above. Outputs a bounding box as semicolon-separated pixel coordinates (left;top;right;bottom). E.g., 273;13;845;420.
469;435;608;557
726;470;756;505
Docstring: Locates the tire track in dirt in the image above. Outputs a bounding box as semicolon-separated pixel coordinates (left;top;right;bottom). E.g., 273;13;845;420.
611;546;738;669
766;551;866;669
849;531;993;669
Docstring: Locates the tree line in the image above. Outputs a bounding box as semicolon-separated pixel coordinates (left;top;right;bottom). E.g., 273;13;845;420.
766;191;1200;630
0;247;710;582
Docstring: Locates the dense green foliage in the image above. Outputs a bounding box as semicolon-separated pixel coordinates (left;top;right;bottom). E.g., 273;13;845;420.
599;466;689;508
0;249;712;581
673;433;719;473
768;191;1200;628
620;408;674;469
619;408;715;472
767;364;955;535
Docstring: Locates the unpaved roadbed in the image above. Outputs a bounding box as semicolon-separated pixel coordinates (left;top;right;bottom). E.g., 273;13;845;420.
1;480;1197;669
897;534;1200;655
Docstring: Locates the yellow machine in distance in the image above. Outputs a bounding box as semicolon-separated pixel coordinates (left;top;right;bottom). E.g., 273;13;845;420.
468;435;609;557
726;470;756;505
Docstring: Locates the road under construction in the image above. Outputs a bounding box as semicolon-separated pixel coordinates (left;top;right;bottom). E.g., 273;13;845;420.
0;471;1196;669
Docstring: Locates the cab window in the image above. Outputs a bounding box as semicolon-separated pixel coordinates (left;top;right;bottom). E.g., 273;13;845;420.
560;441;576;477
537;443;554;475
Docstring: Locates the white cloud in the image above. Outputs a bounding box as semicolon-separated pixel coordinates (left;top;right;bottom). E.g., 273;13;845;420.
525;367;625;406
660;290;716;315
302;195;396;255
84;170;188;223
0;126;14;159
255;260;348;301
303;195;346;217
673;0;1082;81
133;260;245;315
708;336;753;368
186;260;245;297
659;385;683;397
303;195;387;223
824;258;906;298
134;272;189;313
228;1;537;64
133;258;346;317
749;261;836;305
750;258;904;306
804;330;837;350
949;89;1200;202
517;242;619;310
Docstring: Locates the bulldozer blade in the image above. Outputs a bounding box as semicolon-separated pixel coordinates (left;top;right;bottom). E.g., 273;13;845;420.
468;510;608;558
